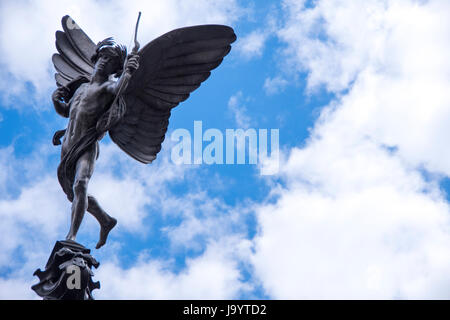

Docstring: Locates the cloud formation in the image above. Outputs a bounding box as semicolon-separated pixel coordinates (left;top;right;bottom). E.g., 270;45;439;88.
235;30;268;59
250;0;450;298
97;237;251;299
1;0;449;300
264;76;288;95
0;0;243;107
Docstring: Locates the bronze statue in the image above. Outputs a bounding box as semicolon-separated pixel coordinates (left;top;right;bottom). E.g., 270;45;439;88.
51;14;236;249
32;12;235;300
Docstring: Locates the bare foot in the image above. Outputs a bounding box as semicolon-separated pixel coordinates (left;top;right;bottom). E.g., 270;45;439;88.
96;217;117;249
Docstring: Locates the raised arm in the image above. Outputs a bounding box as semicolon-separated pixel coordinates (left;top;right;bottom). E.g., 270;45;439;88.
52;86;70;118
106;53;140;96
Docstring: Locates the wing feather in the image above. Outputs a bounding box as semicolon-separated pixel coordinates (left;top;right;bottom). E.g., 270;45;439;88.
142;87;190;104
148;84;200;95
166;38;235;59
55;73;70;87
52;15;95;87
163;47;231;68
52;54;84;80
155;73;211;86
55;31;93;75
61;16;96;67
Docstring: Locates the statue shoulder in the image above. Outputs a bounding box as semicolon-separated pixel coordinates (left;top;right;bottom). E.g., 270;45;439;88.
102;78;119;95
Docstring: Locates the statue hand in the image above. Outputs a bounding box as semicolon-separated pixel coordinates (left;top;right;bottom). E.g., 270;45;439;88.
125;53;140;74
52;86;69;103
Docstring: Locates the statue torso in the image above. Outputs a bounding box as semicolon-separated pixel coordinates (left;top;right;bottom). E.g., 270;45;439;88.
62;81;114;155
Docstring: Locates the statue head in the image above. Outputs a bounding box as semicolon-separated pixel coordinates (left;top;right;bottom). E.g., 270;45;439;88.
91;37;127;78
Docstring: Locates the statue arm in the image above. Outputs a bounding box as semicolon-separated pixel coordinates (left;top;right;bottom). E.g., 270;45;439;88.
105;54;140;96
52;87;70;118
95;55;140;133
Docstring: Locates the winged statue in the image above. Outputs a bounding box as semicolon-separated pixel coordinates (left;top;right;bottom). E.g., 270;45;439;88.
51;14;236;249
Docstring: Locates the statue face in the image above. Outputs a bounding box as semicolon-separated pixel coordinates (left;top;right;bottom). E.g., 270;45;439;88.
93;52;120;77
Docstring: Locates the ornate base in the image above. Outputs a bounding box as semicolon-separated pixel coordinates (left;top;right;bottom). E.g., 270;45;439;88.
32;240;100;300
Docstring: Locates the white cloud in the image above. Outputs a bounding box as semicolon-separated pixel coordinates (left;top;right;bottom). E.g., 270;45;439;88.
0;175;70;299
0;278;37;300
0;147;15;195
250;0;450;299
96;237;251;299
0;145;68;268
252;137;450;299
236;30;268;59
235;4;281;60
161;192;251;252
263;76;288;95
279;0;450;176
0;0;243;107
228;91;252;128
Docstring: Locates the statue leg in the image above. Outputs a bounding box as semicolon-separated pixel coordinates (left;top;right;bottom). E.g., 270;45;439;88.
66;149;96;242
87;195;117;249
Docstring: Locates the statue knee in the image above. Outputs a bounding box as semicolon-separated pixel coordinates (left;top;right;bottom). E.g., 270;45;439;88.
73;177;89;195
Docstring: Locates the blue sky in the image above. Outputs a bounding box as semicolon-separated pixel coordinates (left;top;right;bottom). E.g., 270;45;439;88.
0;0;449;299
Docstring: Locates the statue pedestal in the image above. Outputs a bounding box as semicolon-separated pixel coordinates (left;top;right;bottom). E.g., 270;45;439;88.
32;240;100;300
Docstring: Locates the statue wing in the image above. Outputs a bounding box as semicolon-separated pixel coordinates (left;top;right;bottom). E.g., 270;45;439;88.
109;25;236;164
52;15;96;87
